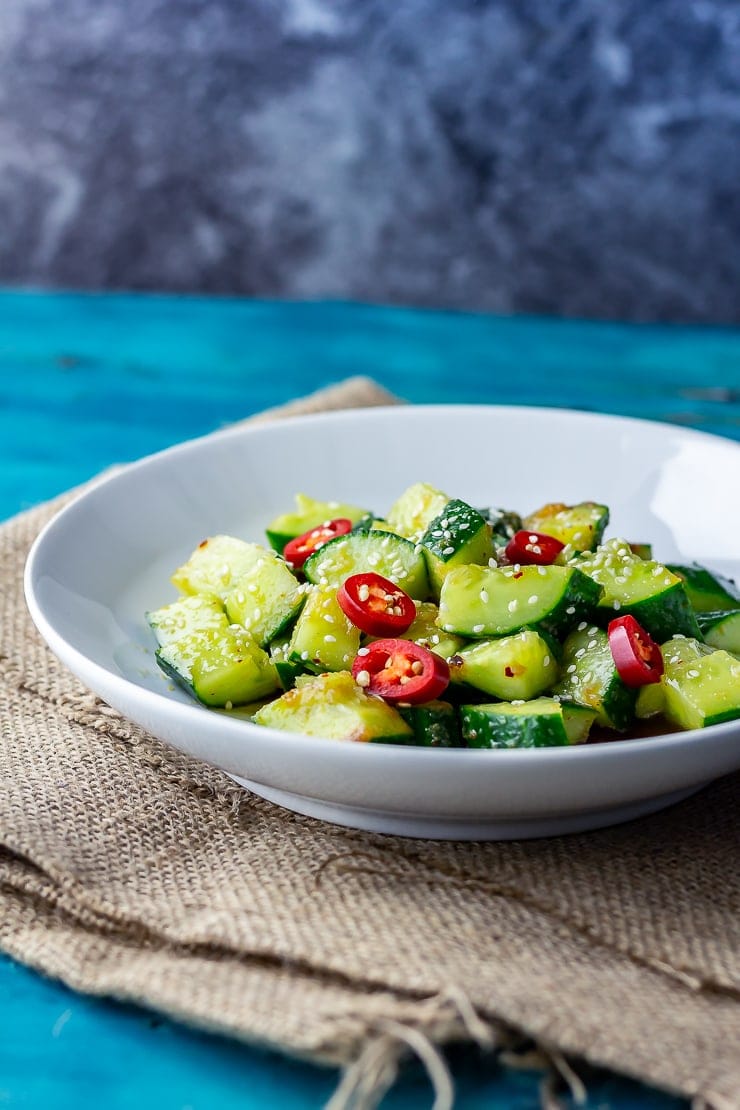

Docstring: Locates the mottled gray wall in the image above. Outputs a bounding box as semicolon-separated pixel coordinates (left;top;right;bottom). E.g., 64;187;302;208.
1;0;739;321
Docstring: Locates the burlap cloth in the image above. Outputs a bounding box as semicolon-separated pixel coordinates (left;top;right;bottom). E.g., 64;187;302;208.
1;378;738;1109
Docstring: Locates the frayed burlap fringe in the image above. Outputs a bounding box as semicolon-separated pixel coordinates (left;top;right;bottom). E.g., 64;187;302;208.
1;378;739;1109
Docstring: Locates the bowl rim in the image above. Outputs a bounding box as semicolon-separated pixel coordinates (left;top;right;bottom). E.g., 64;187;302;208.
23;402;740;766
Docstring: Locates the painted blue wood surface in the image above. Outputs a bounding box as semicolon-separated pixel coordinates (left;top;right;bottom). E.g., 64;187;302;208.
3;290;734;1108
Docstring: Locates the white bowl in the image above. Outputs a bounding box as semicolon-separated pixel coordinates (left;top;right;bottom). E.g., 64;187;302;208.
24;405;740;839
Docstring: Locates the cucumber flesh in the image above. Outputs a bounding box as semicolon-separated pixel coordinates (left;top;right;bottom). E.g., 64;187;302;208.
157;626;279;707
288;585;361;673
420;499;493;597
575;539;700;641
553;624;636;731
147;594;229;647
449;631;558;701
303;530;429;599
265;493;369;552
254;671;413;742
225;555;306;646
438;563;601;639
171;535;268;597
663;650;740;730
461;698;596;749
666;563;740;614
523;501;609;552
697;610;740;654
385;482;449;542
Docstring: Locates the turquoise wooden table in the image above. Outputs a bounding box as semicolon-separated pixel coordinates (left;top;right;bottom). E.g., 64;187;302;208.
3;291;739;1109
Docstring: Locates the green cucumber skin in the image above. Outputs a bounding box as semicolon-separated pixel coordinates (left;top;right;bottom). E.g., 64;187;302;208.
461;705;570;749
697;609;740;654
554;626;636;731
598;582;701;643
535;568;602;639
155;648;200;703
667;563;740;613
303;530;429;599
393;701;462;747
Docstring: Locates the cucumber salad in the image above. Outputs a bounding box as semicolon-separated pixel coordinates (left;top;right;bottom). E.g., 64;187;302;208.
147;484;740;748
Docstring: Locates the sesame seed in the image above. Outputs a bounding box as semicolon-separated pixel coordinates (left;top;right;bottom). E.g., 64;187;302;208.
528;534;538;543
543;655;550;666
508;600;518;613
443;530;452;540
488;557;498;568
355;669;371;687
357;647;370;656
479;589;489;603
575;648;586;658
687;669;700;678
225;700;233;710
473;623;485;633
323;614;335;623
528;595;539;605
358;584;370;602
300;651;309;660
566;605;576;615
537;566;547;576
567;664;577;674
577;621;587;631
613;600;621;610
324;634;336;643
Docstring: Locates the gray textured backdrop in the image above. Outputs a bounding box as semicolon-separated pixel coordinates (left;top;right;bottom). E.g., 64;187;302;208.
1;0;739;321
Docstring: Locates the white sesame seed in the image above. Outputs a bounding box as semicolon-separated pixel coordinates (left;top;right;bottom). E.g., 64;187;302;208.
324;634;336;643
687;669;700;678
567;664;577;674
537;566;547;576
528;595;539;605
575;648;586;658
577;621;587;631
488;557;498;568
528;534;538;543
225;700;233;710
357;646;370;656
355;669;371;687
543;655;550;666
566;606;576;615
473;623;485;633
508;600;518;613
479;589;489;603
613;600;621;610
300;651;309;660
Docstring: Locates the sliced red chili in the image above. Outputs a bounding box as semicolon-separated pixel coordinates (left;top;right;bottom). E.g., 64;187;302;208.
283;518;352;569
607;615;664;687
337;573;416;637
504;529;565;566
352;639;450;705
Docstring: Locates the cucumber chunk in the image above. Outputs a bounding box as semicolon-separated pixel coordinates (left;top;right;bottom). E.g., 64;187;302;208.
157;626;279;707
666;563;740;614
254;671;413;742
147;594;230;647
395;701;462;747
663;650;740;730
461;698;597;749
575;539;700;641
553;624;636;731
449;631;558;701
303;530;429;599
523;501;609;553
288;585;361;673
696;610;740;654
438;563;601;639
269;635;308;691
636;636;715;720
385;482;449;542
477;507;523;544
171;535;268;598
399;602;466;661
225;555;306;646
420;499;493;598
265;493;369;552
